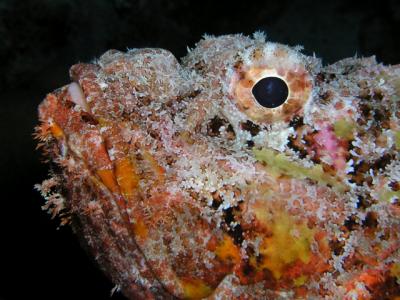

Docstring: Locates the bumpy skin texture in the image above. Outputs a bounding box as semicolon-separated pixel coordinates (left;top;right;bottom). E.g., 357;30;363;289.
35;34;400;299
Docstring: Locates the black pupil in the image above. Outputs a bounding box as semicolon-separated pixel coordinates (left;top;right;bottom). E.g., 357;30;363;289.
251;76;289;108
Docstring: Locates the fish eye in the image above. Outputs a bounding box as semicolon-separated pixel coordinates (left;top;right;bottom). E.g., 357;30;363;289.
251;76;289;108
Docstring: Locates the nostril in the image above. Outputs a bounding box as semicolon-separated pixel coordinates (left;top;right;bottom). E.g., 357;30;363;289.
207;116;226;137
207;116;236;140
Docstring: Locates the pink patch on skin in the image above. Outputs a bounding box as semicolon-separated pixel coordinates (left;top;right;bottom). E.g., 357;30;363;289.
68;82;89;112
314;126;347;172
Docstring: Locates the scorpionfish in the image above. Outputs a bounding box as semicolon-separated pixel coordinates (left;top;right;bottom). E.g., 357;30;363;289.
35;33;400;299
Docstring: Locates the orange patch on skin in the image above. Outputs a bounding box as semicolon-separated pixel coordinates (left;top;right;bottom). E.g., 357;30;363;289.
215;234;241;265
97;169;119;193
344;269;386;298
179;277;213;299
358;270;384;287
50;122;64;138
115;157;139;197
133;219;148;240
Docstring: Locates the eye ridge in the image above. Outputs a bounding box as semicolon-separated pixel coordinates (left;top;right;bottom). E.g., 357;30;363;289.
251;76;289;108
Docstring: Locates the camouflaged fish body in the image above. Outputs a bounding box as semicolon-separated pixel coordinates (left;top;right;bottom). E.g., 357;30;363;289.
35;33;400;299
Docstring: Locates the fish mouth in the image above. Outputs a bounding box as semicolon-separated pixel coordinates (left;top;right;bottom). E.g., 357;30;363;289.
36;83;237;298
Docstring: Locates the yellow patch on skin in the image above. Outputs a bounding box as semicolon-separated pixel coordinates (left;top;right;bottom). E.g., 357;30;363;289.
293;275;308;287
215;234;241;265
50;122;64;138
179;278;213;300
254;148;346;193
379;189;400;203
97;117;111;127
115;157;139;197
390;263;400;284
251;197;274;228
179;131;195;144
333;118;355;140
96;169;119;193
252;210;314;279
395;131;400;150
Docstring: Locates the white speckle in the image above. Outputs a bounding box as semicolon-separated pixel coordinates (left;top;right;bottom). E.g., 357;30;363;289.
99;81;108;89
253;122;294;152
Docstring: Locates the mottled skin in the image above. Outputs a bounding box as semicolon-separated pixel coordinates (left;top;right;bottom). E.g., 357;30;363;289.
35;34;400;299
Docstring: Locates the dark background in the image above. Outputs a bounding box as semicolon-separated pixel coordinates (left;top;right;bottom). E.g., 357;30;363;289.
0;0;399;299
